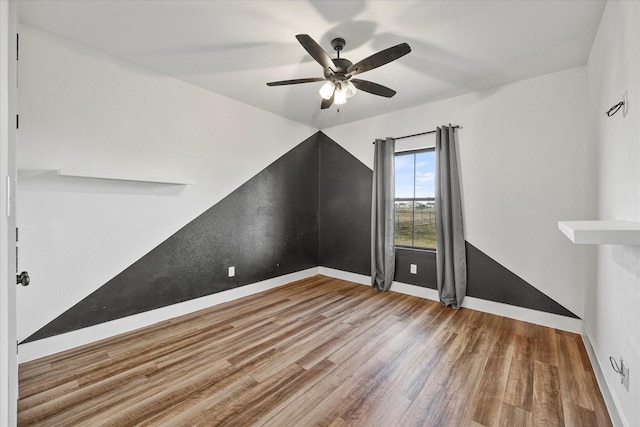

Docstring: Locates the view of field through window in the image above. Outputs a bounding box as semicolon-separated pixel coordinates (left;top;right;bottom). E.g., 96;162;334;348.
395;149;436;249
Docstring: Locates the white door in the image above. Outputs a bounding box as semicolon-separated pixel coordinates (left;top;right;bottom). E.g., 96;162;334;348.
0;1;19;425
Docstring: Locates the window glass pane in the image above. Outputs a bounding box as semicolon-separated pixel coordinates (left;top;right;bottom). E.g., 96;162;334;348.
394;148;437;250
412;204;436;249
395;202;414;246
394;154;415;199
414;151;435;198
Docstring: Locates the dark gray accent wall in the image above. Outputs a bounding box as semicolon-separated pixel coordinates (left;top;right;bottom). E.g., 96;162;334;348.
318;133;371;275
23;134;321;343
465;242;577;318
393;243;576;318
23;131;576;343
394;248;437;287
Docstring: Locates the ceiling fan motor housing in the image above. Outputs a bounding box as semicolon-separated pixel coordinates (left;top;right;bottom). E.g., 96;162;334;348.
332;58;353;75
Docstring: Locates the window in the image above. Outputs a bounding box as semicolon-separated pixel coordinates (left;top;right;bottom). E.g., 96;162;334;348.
395;148;436;249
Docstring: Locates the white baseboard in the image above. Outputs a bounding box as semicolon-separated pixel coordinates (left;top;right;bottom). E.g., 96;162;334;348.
318;267;582;333
581;325;626;427
18;267;320;363
19;266;582;363
461;294;582;333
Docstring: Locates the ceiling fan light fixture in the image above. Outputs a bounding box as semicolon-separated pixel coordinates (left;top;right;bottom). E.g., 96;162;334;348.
334;84;348;105
319;81;335;100
345;80;357;98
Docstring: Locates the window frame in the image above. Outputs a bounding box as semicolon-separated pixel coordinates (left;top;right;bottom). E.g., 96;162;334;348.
394;146;437;252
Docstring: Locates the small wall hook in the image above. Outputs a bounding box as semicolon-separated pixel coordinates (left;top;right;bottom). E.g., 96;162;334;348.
606;92;628;117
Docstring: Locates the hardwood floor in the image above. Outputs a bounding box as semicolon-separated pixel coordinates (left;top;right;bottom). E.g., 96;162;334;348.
18;275;612;426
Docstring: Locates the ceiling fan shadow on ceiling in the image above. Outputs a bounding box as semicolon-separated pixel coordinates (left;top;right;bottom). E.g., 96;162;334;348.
266;34;411;110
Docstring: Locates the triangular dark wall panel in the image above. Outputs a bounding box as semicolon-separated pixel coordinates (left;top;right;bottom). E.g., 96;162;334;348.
318;133;372;275
24;133;321;343
24;131;577;343
394;243;576;318
465;242;577;317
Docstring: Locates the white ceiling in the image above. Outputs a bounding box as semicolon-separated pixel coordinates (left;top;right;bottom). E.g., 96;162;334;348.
19;0;606;130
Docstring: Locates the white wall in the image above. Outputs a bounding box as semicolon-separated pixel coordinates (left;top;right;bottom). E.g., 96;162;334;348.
585;2;640;425
16;26;316;342
324;66;593;320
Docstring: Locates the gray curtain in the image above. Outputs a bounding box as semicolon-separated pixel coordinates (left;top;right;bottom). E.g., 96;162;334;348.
435;126;467;308
371;138;396;291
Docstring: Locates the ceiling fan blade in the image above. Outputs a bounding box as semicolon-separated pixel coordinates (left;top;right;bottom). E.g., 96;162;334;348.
347;43;411;76
351;79;397;98
296;34;335;73
321;92;334;109
266;77;326;86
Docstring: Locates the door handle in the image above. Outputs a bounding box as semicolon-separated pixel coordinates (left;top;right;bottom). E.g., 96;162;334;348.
17;271;29;286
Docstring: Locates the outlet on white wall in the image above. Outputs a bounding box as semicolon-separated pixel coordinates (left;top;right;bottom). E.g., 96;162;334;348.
228;266;235;277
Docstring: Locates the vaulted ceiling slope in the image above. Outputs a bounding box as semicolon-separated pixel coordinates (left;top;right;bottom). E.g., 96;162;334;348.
19;0;605;129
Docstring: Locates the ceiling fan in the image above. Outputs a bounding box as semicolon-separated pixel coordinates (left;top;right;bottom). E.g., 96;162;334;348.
267;34;411;109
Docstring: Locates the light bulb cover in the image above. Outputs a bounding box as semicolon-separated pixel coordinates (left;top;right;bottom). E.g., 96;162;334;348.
345;80;357;98
334;86;347;105
319;81;335;100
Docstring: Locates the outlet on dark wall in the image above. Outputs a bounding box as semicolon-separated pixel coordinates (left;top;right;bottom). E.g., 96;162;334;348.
394;248;437;287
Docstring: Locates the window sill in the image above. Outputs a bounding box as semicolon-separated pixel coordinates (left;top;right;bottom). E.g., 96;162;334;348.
395;246;437;254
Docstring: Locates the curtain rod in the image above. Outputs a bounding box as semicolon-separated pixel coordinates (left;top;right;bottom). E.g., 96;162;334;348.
372;125;461;144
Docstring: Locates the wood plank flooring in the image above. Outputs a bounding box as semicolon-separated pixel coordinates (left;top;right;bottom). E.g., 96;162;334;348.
18;275;612;426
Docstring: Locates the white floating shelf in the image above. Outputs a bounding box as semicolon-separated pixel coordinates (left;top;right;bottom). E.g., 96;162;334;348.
558;220;640;245
56;169;196;185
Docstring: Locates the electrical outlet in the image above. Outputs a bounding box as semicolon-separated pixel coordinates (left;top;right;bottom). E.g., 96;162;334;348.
622;359;630;392
228;266;235;277
410;264;417;274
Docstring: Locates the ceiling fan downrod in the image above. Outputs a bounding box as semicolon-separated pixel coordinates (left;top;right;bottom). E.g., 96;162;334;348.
331;37;346;59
